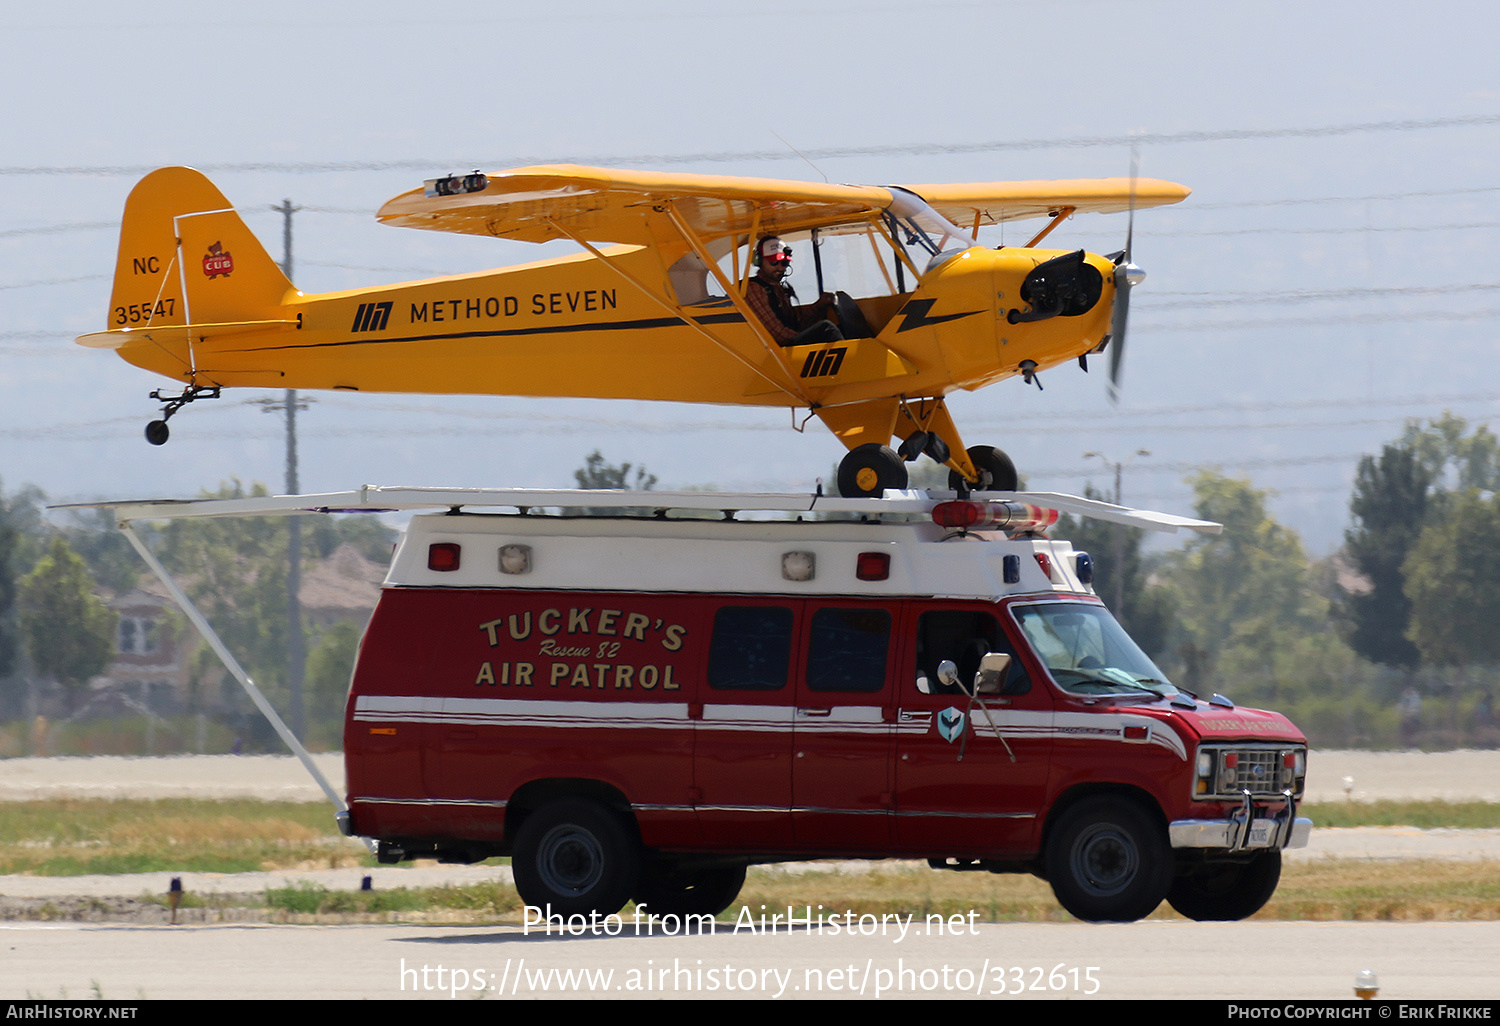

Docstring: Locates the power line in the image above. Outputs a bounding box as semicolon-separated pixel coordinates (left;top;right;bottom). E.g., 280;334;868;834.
1140;307;1500;333
1151;282;1500;310
1154;220;1500;239
0;273;107;290
0;221;117;239
1183;185;1500;211
5;112;1500;178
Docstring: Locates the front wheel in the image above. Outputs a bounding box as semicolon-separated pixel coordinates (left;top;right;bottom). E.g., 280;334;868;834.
512;798;640;918
1044;796;1172;922
1167;850;1282;921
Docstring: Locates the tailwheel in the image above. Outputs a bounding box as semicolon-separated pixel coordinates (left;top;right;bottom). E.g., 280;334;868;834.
947;445;1019;492
837;443;908;498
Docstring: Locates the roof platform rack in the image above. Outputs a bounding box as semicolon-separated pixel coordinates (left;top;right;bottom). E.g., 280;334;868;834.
55;485;1221;535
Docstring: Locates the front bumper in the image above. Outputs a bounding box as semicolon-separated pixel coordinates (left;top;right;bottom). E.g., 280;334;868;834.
1170;816;1312;850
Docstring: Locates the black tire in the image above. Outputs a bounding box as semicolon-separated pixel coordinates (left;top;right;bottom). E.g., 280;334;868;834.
145;420;170;446
1044;796;1172;922
1167;850;1282;922
512;798;640;918
837;443;908;497
634;861;746;918
947;445;1018;492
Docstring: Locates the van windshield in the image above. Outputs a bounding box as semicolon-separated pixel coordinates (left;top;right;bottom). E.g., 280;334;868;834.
1011;602;1178;698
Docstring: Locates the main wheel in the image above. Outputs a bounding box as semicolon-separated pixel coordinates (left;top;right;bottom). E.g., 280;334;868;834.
1044;796;1172;922
512;798;640;918
145;420;170;446
634;861;746;918
1167;850;1281;921
947;445;1018;492
837;443;908;497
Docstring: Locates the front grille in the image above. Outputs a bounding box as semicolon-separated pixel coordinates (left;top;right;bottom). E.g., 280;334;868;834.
1196;744;1305;801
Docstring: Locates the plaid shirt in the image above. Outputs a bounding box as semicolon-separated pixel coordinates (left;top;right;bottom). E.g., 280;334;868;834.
744;274;802;343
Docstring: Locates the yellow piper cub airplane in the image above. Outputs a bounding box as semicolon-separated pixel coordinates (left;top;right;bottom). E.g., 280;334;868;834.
79;165;1188;496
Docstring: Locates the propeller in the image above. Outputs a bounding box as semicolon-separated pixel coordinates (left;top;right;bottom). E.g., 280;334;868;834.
1104;148;1144;404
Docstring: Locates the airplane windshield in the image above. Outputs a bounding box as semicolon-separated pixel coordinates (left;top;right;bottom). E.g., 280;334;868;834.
1011;602;1179;698
885;187;976;263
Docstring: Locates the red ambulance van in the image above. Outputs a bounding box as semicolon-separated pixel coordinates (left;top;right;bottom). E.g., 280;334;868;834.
342;489;1310;924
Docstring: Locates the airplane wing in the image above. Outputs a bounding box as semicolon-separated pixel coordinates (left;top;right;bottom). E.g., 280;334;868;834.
904;178;1191;229
377;165;893;247
377;165;1190;247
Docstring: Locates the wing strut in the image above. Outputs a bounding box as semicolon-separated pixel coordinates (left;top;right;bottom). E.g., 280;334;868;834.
1023;206;1076;249
661;201;816;404
543;217;813;406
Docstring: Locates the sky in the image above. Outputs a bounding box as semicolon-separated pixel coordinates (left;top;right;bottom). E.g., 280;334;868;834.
4;0;1499;553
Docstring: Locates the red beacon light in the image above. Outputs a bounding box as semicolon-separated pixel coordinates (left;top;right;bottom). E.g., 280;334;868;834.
931;501;1058;533
427;542;461;572
856;551;890;581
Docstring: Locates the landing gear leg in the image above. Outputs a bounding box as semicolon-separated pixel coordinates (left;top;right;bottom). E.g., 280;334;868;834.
144;383;222;446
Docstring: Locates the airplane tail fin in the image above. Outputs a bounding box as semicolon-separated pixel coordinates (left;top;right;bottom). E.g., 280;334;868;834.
87;167;295;360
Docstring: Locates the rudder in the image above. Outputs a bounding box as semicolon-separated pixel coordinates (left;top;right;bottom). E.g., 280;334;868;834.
107;166;294;335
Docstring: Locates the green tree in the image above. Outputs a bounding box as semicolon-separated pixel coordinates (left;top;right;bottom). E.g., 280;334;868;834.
1339;443;1431;667
574;450;657;490
305;620;363;748
1054;490;1177;660
1399;412;1500;494
1162;472;1331;701
308;513;397;564
56;505;145;595
156;482;298;725
17;537;117;711
1339;414;1500;668
1402;489;1500;665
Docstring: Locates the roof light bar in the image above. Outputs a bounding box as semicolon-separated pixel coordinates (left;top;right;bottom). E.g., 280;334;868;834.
931;500;1059;532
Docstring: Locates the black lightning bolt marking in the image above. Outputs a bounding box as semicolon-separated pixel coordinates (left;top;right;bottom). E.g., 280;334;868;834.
895;298;982;333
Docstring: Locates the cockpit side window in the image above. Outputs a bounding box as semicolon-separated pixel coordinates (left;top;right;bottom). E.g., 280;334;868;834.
914;609;1029;696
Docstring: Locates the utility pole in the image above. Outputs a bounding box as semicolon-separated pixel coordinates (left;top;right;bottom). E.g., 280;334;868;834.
265;199;308;739
1083;449;1150;614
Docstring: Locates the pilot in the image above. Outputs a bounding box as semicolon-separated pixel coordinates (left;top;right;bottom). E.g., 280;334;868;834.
745;237;843;346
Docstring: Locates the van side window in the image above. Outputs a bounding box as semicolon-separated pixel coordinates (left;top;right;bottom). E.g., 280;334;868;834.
708;605;794;690
915;610;1030;696
806;608;891;693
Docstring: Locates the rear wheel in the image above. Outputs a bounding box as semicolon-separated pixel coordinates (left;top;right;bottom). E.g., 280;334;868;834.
634;861;746;918
1167;850;1282;921
838;443;908;497
947;445;1018;492
1044;796;1172;922
512;798;640;918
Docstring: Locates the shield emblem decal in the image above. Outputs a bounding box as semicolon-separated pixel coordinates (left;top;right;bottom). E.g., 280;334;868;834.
937;706;966;743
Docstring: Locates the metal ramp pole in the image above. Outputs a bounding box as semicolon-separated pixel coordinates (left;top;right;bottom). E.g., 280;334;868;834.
119;520;370;847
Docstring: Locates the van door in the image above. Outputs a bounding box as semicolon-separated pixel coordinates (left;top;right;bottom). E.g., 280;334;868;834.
694;600;801;847
893;603;1053;856
790;601;896;849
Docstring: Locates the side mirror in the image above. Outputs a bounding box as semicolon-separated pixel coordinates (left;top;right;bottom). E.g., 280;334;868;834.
936;660;961;691
973;652;1013;695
